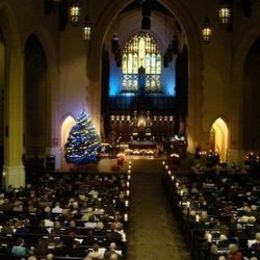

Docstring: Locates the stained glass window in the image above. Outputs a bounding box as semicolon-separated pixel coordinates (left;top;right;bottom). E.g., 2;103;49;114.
122;33;161;92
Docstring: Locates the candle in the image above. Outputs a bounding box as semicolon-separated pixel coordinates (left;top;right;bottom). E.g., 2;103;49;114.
187;201;190;208
128;169;131;174
176;182;179;188
126;181;130;188
127;175;131;180
168;170;171;175
180;190;184;196
124;213;128;222
125;200;129;207
171;175;175;181
195;214;200;222
162;161;165;165
165;165;168;170
126;190;130;196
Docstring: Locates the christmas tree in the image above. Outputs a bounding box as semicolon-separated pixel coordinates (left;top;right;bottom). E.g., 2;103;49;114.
65;111;100;164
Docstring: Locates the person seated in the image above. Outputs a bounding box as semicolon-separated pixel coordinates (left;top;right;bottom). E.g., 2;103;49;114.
11;238;29;257
85;243;104;259
81;207;94;221
67;220;77;233
88;189;99;199
43;215;54;228
46;253;54;260
63;231;76;248
0;198;13;212
104;242;122;260
218;234;229;248
13;220;30;236
227;244;243;260
51;202;63;214
52;237;66;257
34;237;49;256
12;200;23;212
209;244;219;260
111;218;123;231
218;256;227;260
250;232;260;251
68;240;86;257
109;253;120;260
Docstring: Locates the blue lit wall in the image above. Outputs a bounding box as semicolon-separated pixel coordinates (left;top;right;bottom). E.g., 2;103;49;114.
109;59;122;96
109;57;176;97
161;59;176;96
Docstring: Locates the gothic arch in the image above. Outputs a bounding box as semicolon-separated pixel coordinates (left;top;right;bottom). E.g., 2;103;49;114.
210;117;229;162
0;3;22;53
108;9;176;53
24;34;49;157
231;28;260;153
60;115;76;168
87;0;203;152
24;27;59;150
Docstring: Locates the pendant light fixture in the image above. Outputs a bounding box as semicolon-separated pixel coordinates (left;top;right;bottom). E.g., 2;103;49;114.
201;0;212;44
82;16;91;40
201;17;212;44
218;0;231;25
69;0;80;26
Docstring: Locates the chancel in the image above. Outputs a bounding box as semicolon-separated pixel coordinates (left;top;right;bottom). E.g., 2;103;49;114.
0;0;260;259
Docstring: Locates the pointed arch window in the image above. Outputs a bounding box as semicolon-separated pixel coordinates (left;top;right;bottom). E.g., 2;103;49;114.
121;32;162;92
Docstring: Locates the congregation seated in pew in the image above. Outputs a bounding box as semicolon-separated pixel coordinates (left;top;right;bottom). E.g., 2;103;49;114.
0;172;129;259
162;163;260;260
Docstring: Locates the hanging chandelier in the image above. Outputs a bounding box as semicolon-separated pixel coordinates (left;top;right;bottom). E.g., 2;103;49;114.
83;16;92;40
218;0;231;25
201;17;212;44
69;0;81;26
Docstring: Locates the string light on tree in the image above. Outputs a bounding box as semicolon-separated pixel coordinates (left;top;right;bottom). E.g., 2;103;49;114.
65;111;100;164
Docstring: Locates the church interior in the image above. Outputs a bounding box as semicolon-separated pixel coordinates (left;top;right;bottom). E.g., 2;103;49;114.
0;0;260;259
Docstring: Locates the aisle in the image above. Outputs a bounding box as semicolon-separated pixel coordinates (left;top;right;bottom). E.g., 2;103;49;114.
127;159;190;260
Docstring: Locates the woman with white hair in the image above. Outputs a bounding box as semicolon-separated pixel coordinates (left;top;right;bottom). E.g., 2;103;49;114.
209;243;218;259
218;234;229;248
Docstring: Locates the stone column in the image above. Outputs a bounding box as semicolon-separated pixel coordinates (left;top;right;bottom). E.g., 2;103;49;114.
87;79;101;137
3;48;25;188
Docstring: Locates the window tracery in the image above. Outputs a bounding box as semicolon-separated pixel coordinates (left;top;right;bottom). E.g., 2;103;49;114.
122;33;161;92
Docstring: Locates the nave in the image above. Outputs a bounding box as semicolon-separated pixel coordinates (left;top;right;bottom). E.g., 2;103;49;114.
127;159;190;260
